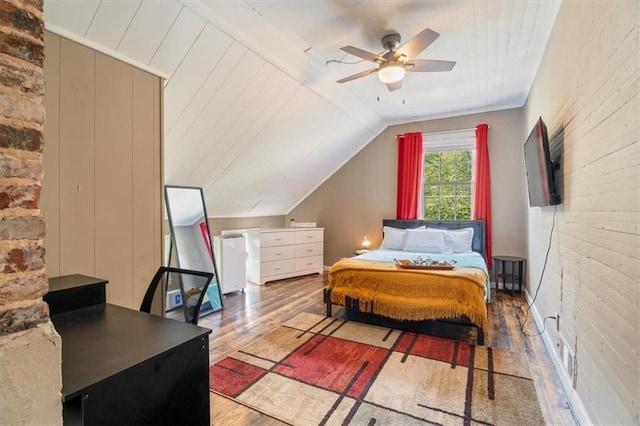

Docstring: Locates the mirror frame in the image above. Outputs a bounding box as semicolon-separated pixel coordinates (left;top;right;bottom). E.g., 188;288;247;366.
164;185;223;316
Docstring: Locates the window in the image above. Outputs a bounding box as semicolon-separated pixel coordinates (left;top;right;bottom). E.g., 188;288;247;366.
419;131;475;220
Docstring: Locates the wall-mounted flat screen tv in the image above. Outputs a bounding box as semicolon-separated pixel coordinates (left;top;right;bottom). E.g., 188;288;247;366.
524;117;561;207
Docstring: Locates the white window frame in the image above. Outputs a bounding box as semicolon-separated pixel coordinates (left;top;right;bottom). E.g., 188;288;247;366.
418;130;476;220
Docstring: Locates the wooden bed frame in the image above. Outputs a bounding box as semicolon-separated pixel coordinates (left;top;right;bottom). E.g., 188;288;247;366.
324;219;488;345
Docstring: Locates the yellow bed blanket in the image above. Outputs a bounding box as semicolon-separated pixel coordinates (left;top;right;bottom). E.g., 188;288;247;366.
327;258;488;330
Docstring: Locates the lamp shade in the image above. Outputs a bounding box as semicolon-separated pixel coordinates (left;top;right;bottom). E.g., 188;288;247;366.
362;235;371;249
378;63;405;84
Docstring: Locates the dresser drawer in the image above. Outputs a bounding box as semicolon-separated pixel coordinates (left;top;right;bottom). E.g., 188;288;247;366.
293;229;323;244
260;231;294;247
294;255;323;272
261;259;294;277
294;242;323;258
261;245;294;263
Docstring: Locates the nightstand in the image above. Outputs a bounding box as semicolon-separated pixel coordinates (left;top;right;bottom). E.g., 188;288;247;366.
492;255;526;294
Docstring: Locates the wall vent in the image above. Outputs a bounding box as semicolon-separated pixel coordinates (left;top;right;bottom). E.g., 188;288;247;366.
557;334;576;387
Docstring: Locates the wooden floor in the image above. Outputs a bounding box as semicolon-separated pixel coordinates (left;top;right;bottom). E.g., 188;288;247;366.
199;273;577;425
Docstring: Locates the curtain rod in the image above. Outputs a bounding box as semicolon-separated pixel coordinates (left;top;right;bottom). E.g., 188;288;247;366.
424;127;477;136
396;126;491;139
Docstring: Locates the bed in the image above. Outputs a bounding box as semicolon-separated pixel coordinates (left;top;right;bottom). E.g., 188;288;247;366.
324;219;490;345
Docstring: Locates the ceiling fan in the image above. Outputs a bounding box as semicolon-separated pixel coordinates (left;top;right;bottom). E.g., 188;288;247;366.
336;28;456;92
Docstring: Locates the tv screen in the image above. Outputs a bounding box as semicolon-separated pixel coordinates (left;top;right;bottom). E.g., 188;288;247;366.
524;117;560;207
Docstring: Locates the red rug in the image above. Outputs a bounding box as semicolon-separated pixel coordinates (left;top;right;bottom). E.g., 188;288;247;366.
210;312;545;425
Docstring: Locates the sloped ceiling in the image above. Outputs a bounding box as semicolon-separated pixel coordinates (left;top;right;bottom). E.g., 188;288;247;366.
43;0;561;217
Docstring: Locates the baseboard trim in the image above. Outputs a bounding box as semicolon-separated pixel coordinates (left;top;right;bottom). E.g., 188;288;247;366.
524;290;593;426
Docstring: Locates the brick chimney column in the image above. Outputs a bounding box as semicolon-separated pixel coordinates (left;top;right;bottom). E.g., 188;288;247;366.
0;0;63;424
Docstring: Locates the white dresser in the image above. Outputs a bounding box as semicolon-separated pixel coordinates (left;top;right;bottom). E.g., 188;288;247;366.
246;228;324;285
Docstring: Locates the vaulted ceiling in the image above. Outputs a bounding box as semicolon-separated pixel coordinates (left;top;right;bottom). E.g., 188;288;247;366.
44;0;561;217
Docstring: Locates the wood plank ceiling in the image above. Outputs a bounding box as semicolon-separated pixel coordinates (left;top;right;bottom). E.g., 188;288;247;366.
43;0;561;217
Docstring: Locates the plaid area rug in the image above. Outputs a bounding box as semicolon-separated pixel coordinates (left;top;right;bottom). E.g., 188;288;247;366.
210;313;545;425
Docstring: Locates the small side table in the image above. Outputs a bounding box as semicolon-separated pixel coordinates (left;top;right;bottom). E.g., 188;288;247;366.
492;255;526;294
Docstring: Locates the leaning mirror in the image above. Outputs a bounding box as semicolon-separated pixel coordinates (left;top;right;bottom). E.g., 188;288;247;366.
164;185;223;318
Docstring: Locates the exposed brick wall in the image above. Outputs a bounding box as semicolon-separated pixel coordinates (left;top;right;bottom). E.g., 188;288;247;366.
0;0;48;336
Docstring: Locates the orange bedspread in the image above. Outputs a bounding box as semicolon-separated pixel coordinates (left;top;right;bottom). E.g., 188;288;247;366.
327;258;488;329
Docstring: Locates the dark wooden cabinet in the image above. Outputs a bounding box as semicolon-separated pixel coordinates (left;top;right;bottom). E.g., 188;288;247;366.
46;275;211;425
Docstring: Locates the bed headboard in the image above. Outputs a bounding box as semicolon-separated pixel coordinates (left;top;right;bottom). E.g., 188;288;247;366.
382;219;486;259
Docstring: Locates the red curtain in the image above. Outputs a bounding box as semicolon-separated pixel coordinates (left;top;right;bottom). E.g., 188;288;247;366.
473;124;492;264
396;132;423;220
199;222;214;261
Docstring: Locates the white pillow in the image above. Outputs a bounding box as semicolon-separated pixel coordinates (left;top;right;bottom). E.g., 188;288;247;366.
380;226;427;250
380;226;406;250
442;228;475;253
402;229;452;254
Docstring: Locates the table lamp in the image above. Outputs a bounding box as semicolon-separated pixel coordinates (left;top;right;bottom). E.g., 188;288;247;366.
362;235;371;250
355;235;371;255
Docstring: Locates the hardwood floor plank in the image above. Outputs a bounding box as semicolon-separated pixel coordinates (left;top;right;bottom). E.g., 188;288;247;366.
210;392;284;426
200;273;577;425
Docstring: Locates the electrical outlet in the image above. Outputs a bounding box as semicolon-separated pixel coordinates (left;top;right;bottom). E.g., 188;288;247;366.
555;312;560;331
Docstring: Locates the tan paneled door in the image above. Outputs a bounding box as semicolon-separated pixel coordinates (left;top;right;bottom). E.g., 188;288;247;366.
41;32;163;309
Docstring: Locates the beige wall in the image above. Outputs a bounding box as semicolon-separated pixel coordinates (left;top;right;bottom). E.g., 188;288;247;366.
289;108;524;266
41;32;163;309
523;1;639;424
208;215;285;237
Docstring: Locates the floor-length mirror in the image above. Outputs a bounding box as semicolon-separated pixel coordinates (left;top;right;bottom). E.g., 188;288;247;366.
164;185;223;319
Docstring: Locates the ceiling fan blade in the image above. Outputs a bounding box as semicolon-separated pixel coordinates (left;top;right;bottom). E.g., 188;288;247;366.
336;68;378;83
395;28;440;60
406;59;456;72
386;80;403;92
340;46;387;63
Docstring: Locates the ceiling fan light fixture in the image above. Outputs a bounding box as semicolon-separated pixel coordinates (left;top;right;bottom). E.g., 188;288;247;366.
378;63;405;84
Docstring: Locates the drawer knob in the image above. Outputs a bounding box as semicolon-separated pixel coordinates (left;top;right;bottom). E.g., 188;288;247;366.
274;267;281;271
306;249;313;252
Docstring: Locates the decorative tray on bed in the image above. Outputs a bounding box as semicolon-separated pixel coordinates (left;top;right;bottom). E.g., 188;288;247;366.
394;257;456;270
